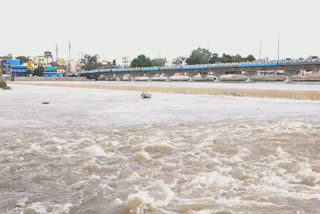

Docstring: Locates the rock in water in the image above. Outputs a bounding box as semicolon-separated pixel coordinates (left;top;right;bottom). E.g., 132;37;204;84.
141;92;152;99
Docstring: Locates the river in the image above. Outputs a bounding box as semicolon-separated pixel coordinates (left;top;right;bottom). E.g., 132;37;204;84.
1;83;320;214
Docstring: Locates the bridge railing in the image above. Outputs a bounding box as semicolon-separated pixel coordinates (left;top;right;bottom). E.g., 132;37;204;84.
80;58;320;74
278;58;320;64
209;63;241;68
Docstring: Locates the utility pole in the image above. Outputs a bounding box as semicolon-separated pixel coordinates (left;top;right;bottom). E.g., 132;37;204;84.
277;34;280;61
122;56;129;68
68;40;71;60
259;40;262;60
56;43;59;62
67;41;71;76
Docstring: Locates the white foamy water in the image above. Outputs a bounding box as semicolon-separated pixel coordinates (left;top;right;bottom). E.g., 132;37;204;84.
1;84;320;214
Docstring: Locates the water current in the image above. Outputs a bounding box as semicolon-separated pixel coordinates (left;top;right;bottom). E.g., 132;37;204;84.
1;83;320;214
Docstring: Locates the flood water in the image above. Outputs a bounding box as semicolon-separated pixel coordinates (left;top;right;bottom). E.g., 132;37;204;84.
1;83;320;214
21;80;320;91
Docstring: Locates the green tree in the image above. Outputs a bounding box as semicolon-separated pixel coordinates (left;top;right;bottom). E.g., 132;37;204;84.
81;54;102;71
209;53;219;63
33;66;45;77
208;53;256;64
16;56;29;64
245;55;256;62
231;54;243;62
130;55;152;67
220;54;232;63
151;58;165;67
186;48;212;65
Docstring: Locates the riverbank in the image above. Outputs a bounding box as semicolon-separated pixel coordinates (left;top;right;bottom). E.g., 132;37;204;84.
10;81;320;100
8;74;320;82
14;77;88;81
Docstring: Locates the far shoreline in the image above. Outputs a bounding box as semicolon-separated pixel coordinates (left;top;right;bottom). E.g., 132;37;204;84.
9;81;320;101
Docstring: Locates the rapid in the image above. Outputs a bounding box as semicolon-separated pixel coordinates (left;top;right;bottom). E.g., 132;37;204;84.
1;83;320;214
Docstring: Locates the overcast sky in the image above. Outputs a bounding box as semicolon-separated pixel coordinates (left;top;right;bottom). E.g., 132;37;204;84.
1;0;319;61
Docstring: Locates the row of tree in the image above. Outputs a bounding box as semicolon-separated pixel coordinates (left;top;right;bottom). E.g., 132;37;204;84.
1;48;256;71
129;48;255;67
81;54;102;71
80;54;166;70
186;48;255;65
130;55;165;67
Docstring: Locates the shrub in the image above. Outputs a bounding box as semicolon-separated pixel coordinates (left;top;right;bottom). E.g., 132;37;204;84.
0;81;7;88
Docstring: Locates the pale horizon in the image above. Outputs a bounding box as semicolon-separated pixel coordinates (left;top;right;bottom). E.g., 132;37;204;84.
1;0;320;61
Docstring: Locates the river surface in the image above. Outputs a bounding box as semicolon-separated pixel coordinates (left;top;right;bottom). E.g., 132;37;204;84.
20;81;320;91
1;83;320;214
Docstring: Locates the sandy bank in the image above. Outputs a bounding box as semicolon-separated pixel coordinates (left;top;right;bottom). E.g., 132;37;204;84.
10;82;320;100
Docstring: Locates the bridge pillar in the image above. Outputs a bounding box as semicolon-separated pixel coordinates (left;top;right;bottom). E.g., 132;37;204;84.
145;73;154;81
162;73;173;81
283;70;296;83
112;74;121;81
132;76;138;81
100;74;114;81
98;75;105;81
130;73;140;81
213;71;225;82
243;71;257;83
108;74;114;80
149;73;161;81
121;73;130;81
188;72;203;81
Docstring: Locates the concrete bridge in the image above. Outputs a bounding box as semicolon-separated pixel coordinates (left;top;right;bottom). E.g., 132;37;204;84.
79;60;320;83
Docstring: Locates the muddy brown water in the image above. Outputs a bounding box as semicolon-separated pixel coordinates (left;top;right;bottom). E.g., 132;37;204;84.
1;84;320;214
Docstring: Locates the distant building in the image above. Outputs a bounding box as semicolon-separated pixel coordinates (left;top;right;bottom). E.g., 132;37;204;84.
33;56;47;68
44;51;53;64
173;56;188;66
97;57;119;69
43;66;62;78
122;56;130;67
56;58;67;74
1;59;28;77
43;72;63;78
98;57;113;66
1;60;11;74
11;65;28;77
166;57;187;66
45;66;57;72
68;59;83;73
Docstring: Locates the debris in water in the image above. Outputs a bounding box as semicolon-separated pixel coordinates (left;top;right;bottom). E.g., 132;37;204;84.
141;92;152;99
42;102;50;105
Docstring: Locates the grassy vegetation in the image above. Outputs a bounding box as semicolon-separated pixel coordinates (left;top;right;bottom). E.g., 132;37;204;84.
0;81;7;88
